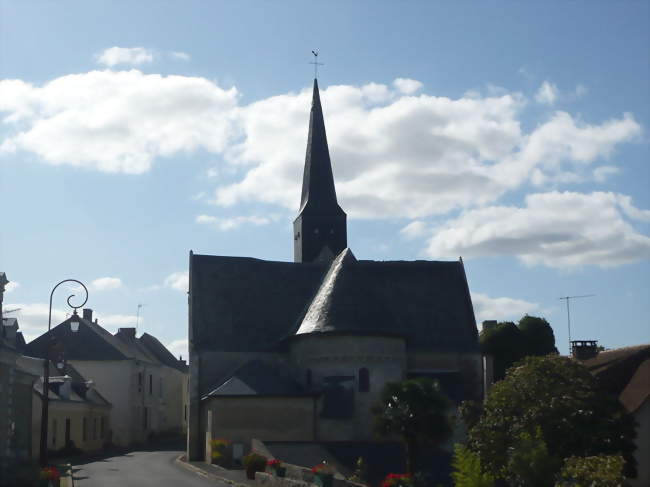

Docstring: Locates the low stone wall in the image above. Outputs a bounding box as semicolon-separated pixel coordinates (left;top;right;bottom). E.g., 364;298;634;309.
255;464;365;487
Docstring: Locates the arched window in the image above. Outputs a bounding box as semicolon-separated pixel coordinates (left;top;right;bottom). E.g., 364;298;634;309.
359;367;370;392
306;369;313;388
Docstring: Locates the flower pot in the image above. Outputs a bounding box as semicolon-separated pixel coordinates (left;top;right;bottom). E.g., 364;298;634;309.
274;467;286;477
314;472;334;487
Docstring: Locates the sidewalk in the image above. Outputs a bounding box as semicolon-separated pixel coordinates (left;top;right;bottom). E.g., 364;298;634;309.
176;454;254;487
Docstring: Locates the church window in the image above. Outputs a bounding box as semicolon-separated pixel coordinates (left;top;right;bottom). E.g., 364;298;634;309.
306;369;312;388
314;228;319;234
330;229;334;234
359;368;370;392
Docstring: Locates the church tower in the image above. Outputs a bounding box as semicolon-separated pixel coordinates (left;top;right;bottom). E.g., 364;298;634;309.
293;79;347;263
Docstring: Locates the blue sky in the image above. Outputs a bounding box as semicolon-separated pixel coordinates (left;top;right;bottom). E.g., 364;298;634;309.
1;0;648;358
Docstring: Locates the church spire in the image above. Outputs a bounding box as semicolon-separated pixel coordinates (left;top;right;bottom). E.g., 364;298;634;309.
293;79;347;263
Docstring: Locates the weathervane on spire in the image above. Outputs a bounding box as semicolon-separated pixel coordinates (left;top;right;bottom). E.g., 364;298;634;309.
310;50;324;79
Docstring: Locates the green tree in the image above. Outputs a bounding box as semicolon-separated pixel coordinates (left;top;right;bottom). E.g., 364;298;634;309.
557;455;626;486
451;444;495;487
479;321;524;381
505;428;560;487
480;315;558;381
373;378;453;474
467;355;637;480
518;315;558;356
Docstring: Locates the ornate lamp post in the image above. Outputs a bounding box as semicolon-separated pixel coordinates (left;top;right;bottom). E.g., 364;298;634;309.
39;279;88;466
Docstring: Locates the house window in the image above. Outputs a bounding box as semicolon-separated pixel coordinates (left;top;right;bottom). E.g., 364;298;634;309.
149;374;153;395
138;372;142;385
52;419;57;446
82;417;87;441
159;377;163;398
184;405;187;421
359;367;370;392
100;417;105;439
93;418;98;440
306;369;312;388
143;407;148;430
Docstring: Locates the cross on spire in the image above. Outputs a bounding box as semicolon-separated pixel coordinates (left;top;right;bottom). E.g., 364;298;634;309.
310;50;324;79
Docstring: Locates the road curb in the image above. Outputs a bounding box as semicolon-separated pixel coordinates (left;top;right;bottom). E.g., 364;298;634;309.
175;454;250;487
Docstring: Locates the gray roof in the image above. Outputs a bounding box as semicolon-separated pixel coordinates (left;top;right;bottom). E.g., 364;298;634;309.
190;248;479;353
205;359;308;398
25;315;182;367
139;332;188;372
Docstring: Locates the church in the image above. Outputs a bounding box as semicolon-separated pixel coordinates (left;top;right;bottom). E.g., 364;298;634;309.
187;78;483;467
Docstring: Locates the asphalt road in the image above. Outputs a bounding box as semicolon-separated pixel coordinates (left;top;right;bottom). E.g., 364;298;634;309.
72;450;225;487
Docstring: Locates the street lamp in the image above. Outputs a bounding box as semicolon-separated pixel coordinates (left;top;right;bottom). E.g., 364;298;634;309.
39;279;88;467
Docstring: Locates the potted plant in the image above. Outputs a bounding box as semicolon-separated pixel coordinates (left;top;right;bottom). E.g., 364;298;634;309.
39;466;61;487
381;473;413;487
267;459;287;477
243;451;268;479
312;461;336;487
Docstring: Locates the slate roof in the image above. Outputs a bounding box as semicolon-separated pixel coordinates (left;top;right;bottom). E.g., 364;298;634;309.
25;314;185;369
204;359;309;398
139;332;188;372
582;343;650;413
190;248;478;353
297;79;343;217
16;355;111;407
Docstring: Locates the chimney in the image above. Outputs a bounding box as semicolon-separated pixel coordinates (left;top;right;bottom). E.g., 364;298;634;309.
571;340;599;361
117;327;136;339
83;308;93;322
482;320;497;331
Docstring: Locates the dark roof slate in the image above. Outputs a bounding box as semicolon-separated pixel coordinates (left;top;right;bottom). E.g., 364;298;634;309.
582;343;650;413
139;333;188;372
190;249;479;353
205;359;307;398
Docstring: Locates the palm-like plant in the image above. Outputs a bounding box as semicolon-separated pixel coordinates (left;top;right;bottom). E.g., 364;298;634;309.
373;378;453;473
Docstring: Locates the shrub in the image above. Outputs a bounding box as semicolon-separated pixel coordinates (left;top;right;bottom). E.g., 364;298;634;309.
210;438;231;466
451;444;495;487
381;473;413;487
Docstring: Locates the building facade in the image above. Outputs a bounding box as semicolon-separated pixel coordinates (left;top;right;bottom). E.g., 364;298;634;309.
25;309;188;447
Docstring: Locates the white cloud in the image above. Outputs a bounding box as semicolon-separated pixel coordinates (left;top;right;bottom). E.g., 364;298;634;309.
0;70;239;174
5;281;20;293
91;276;122;291
399;220;429;240
196;214;273;231
170;51;190;61
393;78;423;95
0;74;640;220
214;82;639;219
94;313;139;329
164;271;188;292
471;292;541;323
535;81;559;105
96;47;154;67
593;165;619;182
166;338;188;360
425;191;650;269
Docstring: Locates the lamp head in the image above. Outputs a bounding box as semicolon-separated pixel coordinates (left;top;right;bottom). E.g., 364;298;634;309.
70;310;80;333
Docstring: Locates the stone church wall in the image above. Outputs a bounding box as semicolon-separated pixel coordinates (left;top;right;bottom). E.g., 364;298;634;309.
290;334;406;441
204;396;315;444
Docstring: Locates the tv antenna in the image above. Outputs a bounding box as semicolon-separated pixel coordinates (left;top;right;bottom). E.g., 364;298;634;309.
558;294;595;354
136;304;145;334
3;308;21;315
310;50;324;79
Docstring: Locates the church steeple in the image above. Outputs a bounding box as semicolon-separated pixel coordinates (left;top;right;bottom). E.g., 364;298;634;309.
293;79;347;263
